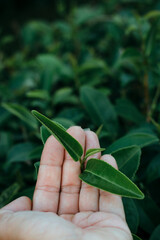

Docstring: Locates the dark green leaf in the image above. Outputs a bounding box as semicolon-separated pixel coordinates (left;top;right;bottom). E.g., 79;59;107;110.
79;159;144;199
145;153;160;183
29;146;43;160
32;110;83;161
7;142;36;163
40;125;51;144
53;118;75;129
145;19;160;57
112;146;141;179
0;183;20;208
80;86;118;137
115;98;145;124
135;197;160;234
150;225;160;240
123;198;139;234
2;103;38;129
40;118;74;144
106;132;159;154
53;87;78;105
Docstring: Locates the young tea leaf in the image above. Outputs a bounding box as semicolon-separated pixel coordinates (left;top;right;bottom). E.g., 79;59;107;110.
79;159;144;199
32;110;83;161
85;148;105;160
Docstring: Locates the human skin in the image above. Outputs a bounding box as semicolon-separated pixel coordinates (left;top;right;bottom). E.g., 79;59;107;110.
0;126;133;240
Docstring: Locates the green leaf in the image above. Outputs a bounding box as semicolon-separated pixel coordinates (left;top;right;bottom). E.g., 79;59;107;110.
29;146;43;161
32;110;83;161
7;142;36;163
53;87;78;105
123;198;139;234
26;89;50;100
144;11;160;20
145;19;160;57
40;118;73;144
112;146;141;179
78;59;109;75
85;148;105;160
150;225;160;240
2;103;38;129
15;187;35;200
40;125;51;144
80;86;118;137
57;107;84;124
145;153;160;183
135;197;160;234
0;183;20;208
132;234;142;240
106;132;159;154
73;7;103;25
0;107;10;126
0;132;12;157
34;161;40;178
115;98;145;124
79;159;144;199
53;118;75;129
96;124;103;137
37;54;71;91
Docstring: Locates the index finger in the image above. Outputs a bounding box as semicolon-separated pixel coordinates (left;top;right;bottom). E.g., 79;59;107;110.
32;135;64;213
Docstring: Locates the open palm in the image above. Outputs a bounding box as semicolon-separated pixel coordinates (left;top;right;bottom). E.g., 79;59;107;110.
0;127;132;240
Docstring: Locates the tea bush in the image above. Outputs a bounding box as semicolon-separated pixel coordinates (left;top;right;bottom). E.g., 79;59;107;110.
0;1;160;239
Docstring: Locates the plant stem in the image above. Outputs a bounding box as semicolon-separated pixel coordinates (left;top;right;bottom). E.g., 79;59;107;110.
150;117;160;133
80;157;86;172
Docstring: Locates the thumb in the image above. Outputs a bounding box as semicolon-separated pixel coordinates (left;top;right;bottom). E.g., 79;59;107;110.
1;196;32;211
0;197;31;240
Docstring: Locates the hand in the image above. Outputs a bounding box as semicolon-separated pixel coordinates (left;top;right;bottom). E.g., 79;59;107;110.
0;127;132;240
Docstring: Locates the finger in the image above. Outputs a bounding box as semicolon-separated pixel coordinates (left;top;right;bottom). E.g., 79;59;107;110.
99;154;126;219
58;126;85;215
33;135;64;212
1;196;31;212
79;131;100;212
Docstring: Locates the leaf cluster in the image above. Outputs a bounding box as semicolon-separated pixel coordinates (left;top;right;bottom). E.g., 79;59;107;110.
0;1;160;239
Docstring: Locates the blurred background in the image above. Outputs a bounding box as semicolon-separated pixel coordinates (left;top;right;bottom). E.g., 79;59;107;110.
0;1;160;239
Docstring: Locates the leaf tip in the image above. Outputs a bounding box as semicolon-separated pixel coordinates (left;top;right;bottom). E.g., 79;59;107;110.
31;110;37;115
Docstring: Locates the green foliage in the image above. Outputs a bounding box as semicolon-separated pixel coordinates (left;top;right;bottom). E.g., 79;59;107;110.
112;146;141;179
123;198;139;234
0;1;160;239
79;158;144;199
150;225;160;240
80;86;118;138
33;111;143;199
32;110;83;162
132;234;142;240
84;148;106;160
